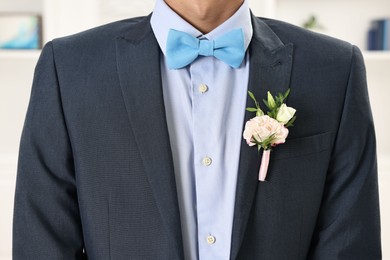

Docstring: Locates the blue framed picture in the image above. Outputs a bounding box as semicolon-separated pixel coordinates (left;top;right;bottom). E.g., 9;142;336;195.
0;14;42;49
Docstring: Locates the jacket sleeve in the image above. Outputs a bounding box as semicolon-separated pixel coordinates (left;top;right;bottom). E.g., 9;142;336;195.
308;46;381;259
13;42;86;259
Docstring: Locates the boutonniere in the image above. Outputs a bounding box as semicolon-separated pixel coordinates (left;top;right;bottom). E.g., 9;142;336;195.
243;89;297;181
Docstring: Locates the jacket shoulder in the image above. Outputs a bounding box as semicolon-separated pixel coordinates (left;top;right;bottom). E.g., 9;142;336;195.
50;15;151;53
259;17;351;47
258;17;355;62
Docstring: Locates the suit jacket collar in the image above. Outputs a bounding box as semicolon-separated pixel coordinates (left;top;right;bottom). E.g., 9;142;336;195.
115;13;293;260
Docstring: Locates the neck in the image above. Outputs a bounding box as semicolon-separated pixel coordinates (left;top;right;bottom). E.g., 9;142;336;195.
164;0;244;34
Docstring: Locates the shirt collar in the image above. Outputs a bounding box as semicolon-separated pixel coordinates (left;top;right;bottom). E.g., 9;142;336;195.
150;0;253;56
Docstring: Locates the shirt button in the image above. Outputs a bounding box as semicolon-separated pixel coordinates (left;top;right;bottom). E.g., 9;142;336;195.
202;157;212;166
206;235;216;245
198;83;208;93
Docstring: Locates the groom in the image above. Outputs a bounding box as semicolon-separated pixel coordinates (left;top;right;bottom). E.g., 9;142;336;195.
13;0;381;259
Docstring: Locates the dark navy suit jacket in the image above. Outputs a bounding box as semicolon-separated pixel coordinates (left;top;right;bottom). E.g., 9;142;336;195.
13;14;381;259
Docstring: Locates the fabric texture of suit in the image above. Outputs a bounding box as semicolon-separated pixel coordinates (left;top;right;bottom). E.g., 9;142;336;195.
13;13;381;259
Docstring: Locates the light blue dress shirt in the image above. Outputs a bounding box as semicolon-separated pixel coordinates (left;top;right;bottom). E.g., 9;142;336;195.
151;1;253;259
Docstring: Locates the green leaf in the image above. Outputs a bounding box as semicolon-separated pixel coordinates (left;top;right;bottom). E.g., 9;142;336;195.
262;99;270;110
246;108;258;112
278;93;285;104
284;88;291;99
285;115;297;127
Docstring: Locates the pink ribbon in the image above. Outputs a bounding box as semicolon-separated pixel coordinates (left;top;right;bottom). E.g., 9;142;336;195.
258;149;271;181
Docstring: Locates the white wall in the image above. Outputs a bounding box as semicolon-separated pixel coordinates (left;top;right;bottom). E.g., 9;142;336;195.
275;0;390;51
0;0;42;13
365;56;390;155
43;0;275;41
0;54;37;259
98;0;155;24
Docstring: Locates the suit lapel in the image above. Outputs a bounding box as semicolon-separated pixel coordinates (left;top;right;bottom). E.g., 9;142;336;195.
230;15;294;259
115;16;183;258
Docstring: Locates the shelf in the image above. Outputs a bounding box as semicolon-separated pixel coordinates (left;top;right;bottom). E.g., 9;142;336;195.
0;50;41;60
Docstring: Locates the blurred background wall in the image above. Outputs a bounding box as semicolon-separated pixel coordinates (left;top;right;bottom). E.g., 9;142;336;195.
0;0;389;259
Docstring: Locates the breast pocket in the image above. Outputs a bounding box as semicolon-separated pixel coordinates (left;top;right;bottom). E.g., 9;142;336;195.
272;131;335;161
263;131;335;185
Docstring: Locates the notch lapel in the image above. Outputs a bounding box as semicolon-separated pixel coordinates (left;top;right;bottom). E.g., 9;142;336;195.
115;16;183;258
230;15;294;259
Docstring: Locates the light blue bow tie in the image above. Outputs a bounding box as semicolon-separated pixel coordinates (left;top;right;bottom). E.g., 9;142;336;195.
166;28;245;69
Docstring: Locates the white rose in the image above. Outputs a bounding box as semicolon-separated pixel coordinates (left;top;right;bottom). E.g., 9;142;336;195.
276;104;296;124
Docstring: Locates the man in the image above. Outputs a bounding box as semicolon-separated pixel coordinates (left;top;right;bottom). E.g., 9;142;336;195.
13;0;381;259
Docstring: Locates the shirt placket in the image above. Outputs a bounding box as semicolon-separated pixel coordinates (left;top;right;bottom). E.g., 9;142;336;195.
190;57;227;259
